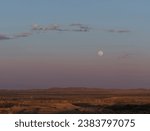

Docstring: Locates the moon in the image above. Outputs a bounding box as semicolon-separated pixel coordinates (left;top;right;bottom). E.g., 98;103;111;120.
98;50;104;56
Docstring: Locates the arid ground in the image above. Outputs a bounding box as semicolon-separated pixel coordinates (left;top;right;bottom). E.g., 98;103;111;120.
0;88;150;114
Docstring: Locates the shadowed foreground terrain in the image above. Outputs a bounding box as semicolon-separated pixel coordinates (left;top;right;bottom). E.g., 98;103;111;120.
0;88;150;114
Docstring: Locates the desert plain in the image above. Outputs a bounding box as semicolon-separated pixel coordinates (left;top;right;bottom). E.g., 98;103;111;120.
0;88;150;114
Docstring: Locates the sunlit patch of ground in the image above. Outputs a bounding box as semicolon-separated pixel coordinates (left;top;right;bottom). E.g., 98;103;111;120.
0;88;150;114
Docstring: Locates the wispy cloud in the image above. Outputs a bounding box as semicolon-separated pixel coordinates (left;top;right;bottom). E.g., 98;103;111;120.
106;29;130;33
0;33;14;40
118;52;134;60
0;23;132;41
32;24;61;31
14;32;32;38
70;23;90;32
31;23;91;32
0;32;32;41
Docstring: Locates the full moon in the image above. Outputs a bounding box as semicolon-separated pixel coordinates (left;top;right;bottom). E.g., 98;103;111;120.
98;50;104;56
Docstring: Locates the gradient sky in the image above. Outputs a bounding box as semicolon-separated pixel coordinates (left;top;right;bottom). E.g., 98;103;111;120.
0;0;150;89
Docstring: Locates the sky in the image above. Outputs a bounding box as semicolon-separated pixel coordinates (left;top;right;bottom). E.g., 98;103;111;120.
0;0;150;89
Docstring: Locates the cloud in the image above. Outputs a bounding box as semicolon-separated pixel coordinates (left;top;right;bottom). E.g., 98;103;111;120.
0;31;32;41
0;23;132;41
0;32;32;41
14;32;32;38
31;24;61;31
31;23;91;32
32;24;44;30
71;29;89;32
118;52;134;59
0;33;14;40
71;26;90;32
70;23;91;32
106;29;130;33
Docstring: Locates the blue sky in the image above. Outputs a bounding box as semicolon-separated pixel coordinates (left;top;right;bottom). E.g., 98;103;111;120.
1;0;150;30
0;0;150;89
